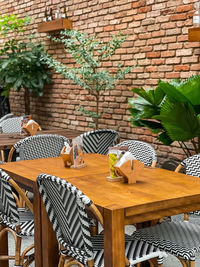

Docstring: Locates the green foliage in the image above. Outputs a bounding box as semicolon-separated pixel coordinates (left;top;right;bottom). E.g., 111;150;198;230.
42;29;134;129
129;75;200;156
0;14;51;113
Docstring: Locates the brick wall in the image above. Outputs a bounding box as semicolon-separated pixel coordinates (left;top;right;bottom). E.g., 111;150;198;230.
1;0;200;166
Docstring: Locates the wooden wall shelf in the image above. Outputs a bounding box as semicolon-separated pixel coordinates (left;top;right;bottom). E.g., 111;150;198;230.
188;27;200;42
38;18;72;33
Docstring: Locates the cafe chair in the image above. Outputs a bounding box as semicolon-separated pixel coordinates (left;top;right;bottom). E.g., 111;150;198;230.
115;140;157;167
1;116;23;133
175;154;200;221
36;173;167;267
8;134;70;162
79;129;120;155
0;113;14;125
132;219;200;267
0;169;34;266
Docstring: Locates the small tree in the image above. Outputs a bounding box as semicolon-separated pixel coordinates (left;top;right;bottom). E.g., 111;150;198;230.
0;14;52;114
42;30;133;129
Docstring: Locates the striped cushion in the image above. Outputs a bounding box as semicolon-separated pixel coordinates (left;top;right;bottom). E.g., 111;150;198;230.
60;234;166;267
0;217;34;236
132;221;200;261
115;140;157;166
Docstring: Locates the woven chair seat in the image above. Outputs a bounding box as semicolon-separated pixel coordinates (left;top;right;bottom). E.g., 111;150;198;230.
132;221;200;261
60;233;166;266
0;210;34;236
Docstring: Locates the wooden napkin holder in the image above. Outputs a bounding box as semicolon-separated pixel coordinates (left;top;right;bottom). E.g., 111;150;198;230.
22;121;41;136
61;146;86;169
114;159;145;184
61;146;74;167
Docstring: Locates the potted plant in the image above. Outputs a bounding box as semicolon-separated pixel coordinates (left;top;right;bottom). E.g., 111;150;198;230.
42;29;133;129
0;14;52;114
129;75;200;157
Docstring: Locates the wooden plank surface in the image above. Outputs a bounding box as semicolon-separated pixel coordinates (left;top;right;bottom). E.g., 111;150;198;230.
0;128;82;149
2;154;200;267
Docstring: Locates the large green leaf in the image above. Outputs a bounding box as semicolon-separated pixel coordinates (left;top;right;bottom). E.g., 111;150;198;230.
157;81;188;103
177;75;200;105
132;86;165;106
154;102;200;141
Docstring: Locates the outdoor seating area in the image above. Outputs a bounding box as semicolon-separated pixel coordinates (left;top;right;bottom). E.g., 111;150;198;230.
1;1;200;267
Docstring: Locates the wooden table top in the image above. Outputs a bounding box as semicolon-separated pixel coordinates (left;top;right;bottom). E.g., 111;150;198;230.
0;128;82;149
2;153;200;222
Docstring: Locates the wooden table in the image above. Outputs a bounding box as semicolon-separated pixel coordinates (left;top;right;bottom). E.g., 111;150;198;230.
0;128;82;150
2;154;200;267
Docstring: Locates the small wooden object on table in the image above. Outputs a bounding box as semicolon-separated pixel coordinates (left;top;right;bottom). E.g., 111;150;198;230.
60;146;86;169
114;159;145;184
22;120;41;136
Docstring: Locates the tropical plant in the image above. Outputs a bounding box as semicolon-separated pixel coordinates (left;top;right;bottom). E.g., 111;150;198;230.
129;75;200;157
0;14;52;114
42;29;133;129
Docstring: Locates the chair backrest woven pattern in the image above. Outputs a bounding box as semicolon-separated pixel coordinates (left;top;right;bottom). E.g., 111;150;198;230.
116;140;157;166
80;129;120;155
1;116;23;133
181;154;200;177
13;134;70;161
0;169;19;225
36;174;94;261
0;113;14;124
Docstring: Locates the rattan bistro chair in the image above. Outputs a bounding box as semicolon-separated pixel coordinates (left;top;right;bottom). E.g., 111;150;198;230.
1;116;23;133
0;113;14;125
79;129;120;155
132;219;200;267
36;173;167;267
0;169;34;266
8;134;70;162
175;154;200;221
7;134;70;209
115;140;157;167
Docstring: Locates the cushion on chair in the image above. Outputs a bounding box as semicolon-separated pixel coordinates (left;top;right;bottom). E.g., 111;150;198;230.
60;233;166;267
132;221;200;261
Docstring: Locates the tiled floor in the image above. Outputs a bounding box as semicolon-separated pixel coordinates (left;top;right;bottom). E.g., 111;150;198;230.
7;216;200;267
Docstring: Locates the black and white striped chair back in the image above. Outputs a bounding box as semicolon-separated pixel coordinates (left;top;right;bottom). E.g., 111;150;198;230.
0;169;20;225
14;134;70;161
80;129;120;155
181;154;200;177
0;113;14;124
36;174;94;262
1;116;23;133
116;140;157;166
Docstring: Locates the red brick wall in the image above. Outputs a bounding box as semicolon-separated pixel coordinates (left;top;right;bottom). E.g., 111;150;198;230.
1;0;200;165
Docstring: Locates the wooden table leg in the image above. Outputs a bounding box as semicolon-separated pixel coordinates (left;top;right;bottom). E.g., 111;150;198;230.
0;226;8;267
41;200;59;267
103;206;125;267
33;186;43;267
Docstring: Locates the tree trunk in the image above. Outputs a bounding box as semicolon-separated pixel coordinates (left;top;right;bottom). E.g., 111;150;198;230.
24;87;30;115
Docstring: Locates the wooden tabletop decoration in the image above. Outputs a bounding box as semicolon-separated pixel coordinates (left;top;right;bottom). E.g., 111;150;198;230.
115;159;145;184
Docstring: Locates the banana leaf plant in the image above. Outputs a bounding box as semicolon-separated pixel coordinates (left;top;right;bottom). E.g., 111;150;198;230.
129;75;200;157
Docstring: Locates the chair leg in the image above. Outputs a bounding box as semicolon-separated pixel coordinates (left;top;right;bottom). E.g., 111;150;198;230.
177;257;195;267
58;254;66;267
15;235;22;266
